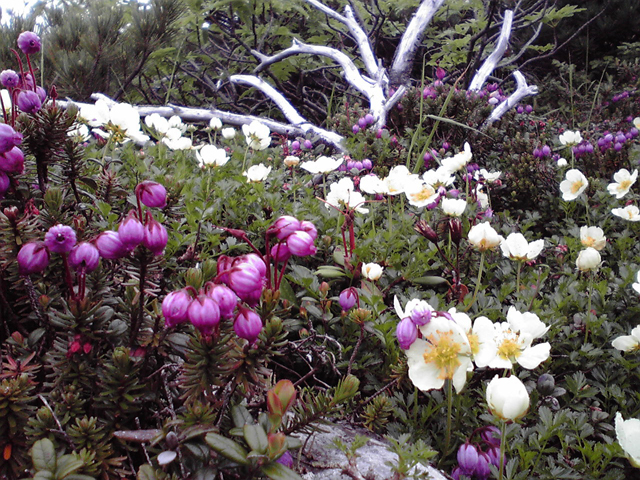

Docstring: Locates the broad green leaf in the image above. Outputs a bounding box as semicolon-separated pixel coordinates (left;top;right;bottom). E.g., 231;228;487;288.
205;433;249;465
243;423;269;454
137;464;157;480
31;438;57;472
261;462;304;480
55;455;84;479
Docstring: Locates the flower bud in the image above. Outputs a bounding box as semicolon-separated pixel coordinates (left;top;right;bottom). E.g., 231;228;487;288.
135;180;167;208
576;247;601;271
0;147;24;174
234;307;263;343
480;426;501;447
486;446;503;467
142;214;168;255
448;218;463;245
17;241;50;275
299;220;317;240
268;215;301;240
537;373;555;396
268;379;297;417
414;220;438;243
270;242;291;263
118;210;144;250
228;263;263;296
36;86;47;102
286;230;317;257
205;283;237;319
237;253;267;278
486;375;530;421
475;452;491;478
456;443;479;475
0;69;19;89
162;289;192;327
187;294;220;335
410;304;432;326
17;31;42;55
69;242;100;272
396;317;418;350
339;287;358;311
95;230;127;259
44;224;77;254
361;262;383;281
0;171;9;196
0;124;23;154
216;255;233;283
16;90;41;114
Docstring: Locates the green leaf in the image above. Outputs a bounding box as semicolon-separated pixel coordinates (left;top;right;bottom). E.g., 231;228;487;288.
64;475;97;480
412;276;448;286
137;464;158;480
243;423;269;454
34;472;54;480
205;433;249;465
231;405;254;429
261;462;304;480
314;266;347;278
31;438;57;472
55;455;84;479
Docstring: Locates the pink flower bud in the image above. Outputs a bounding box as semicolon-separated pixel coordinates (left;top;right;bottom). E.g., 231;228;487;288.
237;253;267;278
187;295;220;335
286;231;316;257
396;317;418;350
299;220;317;240
17;90;42;114
228;263;263;296
216;255;233;283
0;69;19;89
17;31;41;55
118;210;144;250
69;242;100;272
0;147;24;174
339;287;358;311
44;224;77;254
0;171;9;196
457;443;479;475
162;289;192;327
17;241;50;274
268;215;301;240
142;214;168;255
95;230;127;259
205;283;238;319
135;180;167;208
270;242;291;263
410;304;432;326
234;307;263;343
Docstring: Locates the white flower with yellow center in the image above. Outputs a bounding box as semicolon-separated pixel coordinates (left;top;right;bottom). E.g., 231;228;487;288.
579;226;606;250
405;316;473;393
559;169;588;201
440;142;472;173
615;412;640;468
383;166;418;196
243;163;272;182
447;308;497;368
196;144;229;168
441;198;467;217
423;167;455;188
300;155;343;174
361;262;383;281
474;168;502;183
576;247;601;271
80;99;149;145
559;130;583;147
607;168;638;199
360;174;389;195
634;117;640;130
487;307;550;370
500;232;544;261
283;155;300;167
242;120;271;150
612;326;640;353
325;178;368;214
404;177;439;208
468;222;504;251
612;205;640;221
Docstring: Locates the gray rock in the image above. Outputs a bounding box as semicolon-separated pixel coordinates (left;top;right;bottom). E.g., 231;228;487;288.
294;422;447;480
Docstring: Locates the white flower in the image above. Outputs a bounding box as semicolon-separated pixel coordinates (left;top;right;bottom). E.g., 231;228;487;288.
580;226;606;250
612;326;640;352
634;117;640;130
242;121;271;150
486;375;530;421
67;124;90;141
221;127;236;139
300;155;343;174
1;89;11;110
500;233;544;261
612;205;640;221
576;247;601;271
559;130;583;146
161;128;192;150
80;99;149;144
559;169;588;201
360;174;389;195
405;316;473;393
474;168;502;183
423;167;455;187
196;144;229;168
468;222;504;251
440;142;472;173
475;185;489;209
485;307;550;370
615;412;640;468
403;177;439;208
243;163;272;182
607;168;638;199
209;116;223;130
557;157;568;167
325;178;368;214
441;198;467;217
361;262;383;281
283;155;300;167
633;271;640;295
447;309;497;368
384;166;418;196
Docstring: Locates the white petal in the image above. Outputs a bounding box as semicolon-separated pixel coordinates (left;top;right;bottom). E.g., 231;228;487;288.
517;343;551;369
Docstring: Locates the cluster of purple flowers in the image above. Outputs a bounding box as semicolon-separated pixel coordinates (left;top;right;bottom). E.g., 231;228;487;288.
452;427;504;480
94;181;169;259
162;253;267;342
351;113;376;134
595;128;638;154
1;31;47;116
267;215;318;262
532;145;552;158
0;124;24;197
289;139;313;153
17;224;99;276
337;157;373;173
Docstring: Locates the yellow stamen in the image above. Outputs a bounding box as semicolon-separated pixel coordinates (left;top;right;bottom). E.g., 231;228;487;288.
570;180;584;194
423;331;462;380
497;337;521;361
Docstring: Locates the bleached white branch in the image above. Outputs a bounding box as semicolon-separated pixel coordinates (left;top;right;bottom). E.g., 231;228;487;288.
57;93;346;151
484;70;538;125
389;0;447;86
302;0;379;79
468;10;514;91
